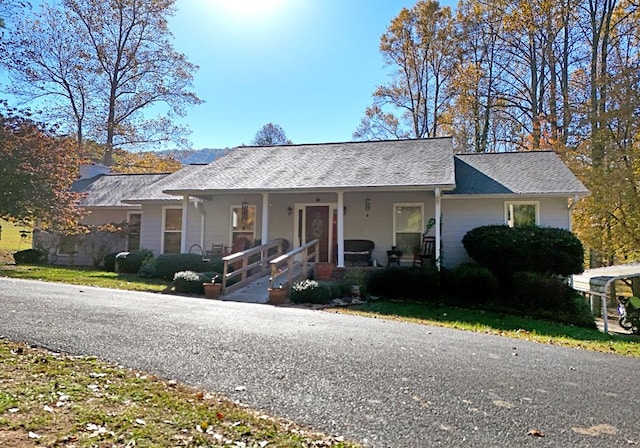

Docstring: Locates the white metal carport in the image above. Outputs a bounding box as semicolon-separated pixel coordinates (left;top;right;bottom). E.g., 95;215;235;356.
571;263;640;333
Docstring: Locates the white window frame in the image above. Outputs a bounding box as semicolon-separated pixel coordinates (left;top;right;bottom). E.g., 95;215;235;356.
127;211;142;251
230;204;257;248
161;206;182;254
505;201;539;228
393;203;424;259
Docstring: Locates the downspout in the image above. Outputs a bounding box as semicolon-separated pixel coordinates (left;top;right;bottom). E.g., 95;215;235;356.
180;195;189;253
435;188;442;270
337;191;345;267
261;193;269;244
194;199;205;250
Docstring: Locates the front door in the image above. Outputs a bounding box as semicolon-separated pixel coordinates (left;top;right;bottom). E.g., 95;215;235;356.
305;206;330;262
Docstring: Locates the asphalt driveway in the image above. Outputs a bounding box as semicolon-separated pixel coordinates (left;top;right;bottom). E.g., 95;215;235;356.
1;277;639;447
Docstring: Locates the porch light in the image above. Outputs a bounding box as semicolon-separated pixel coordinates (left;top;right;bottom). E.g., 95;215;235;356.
287;206;292;216
365;198;371;212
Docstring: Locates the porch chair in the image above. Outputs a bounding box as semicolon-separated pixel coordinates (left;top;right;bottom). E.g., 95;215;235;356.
413;235;435;267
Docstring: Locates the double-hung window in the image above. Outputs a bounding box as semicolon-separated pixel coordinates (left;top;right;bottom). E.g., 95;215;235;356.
393;203;423;258
231;204;256;250
162;207;182;254
128;212;141;251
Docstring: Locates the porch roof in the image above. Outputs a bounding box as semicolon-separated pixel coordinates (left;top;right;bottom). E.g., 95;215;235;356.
163;138;456;195
449;151;589;196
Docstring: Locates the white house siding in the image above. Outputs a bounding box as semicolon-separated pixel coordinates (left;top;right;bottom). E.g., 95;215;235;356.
139;201;203;256
440;196;571;268
191;191;436;265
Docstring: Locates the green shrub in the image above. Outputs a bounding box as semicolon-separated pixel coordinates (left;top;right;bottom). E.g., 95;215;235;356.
154;254;224;280
173;270;213;295
449;263;500;306
13;248;45;265
462;225;584;279
290;279;332;304
367;266;440;301
138;257;156;278
511;272;571;310
103;252;119;272
326;281;343;299
508;272;596;328
115;249;153;274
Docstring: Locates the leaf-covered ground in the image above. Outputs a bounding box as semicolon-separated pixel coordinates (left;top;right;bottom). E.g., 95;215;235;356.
0;339;359;448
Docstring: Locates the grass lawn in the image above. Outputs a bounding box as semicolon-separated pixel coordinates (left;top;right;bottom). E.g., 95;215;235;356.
337;301;640;358
0;219;32;252
0;264;170;292
0;339;358;447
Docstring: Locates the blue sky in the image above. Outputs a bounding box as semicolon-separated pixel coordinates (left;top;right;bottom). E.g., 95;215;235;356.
171;0;455;149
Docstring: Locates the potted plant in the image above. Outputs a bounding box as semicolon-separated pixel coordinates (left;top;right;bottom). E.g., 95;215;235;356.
268;285;288;305
203;275;222;299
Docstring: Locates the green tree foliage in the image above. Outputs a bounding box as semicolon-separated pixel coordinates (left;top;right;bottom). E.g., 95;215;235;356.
1;0;202;165
252;123;292;146
0;108;84;230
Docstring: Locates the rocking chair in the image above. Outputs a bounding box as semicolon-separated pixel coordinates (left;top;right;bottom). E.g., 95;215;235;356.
413;235;435;267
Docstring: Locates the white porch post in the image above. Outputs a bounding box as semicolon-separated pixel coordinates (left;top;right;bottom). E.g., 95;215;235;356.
435;188;441;269
181;195;189;253
337;190;345;267
261;193;269;244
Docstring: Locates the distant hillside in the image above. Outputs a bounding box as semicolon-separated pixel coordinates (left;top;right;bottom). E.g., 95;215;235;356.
157;147;232;165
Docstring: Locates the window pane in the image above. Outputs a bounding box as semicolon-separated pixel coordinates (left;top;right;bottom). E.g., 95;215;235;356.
164;209;182;231
396;233;421;257
164;232;181;254
510;204;536;227
128;213;141;251
395;206;422;232
232;206;255;231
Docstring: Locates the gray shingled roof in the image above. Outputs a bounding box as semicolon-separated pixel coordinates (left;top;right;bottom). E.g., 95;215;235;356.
123;164;208;201
72;173;169;207
450;151;589;196
164;138;456;194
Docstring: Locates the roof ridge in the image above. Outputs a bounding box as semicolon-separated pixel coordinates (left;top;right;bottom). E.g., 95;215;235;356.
455;150;556;156
236;136;454;150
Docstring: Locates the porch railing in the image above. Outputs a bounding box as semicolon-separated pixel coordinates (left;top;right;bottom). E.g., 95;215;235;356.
269;239;319;291
221;239;286;294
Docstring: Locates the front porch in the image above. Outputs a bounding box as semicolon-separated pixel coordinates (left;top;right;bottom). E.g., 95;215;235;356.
177;188;444;274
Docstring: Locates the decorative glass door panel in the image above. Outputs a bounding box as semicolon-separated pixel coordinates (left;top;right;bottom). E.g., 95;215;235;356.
305;206;330;262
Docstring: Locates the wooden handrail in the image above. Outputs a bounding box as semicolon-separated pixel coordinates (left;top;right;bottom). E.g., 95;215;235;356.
269;239;319;291
221;239;285;294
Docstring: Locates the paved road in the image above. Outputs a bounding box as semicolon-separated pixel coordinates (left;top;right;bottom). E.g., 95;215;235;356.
1;277;639;447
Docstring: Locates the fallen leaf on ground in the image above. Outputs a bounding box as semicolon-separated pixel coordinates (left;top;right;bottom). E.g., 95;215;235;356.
528;429;545;437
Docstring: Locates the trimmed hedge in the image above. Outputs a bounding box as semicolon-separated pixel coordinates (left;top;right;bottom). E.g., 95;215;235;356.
13;248;45;265
290;279;333;304
103;252;119;272
154;254;224;281
115;249;153;274
173;271;219;295
447;263;500;306
462;225;584;278
367;266;440;301
509;272;595;328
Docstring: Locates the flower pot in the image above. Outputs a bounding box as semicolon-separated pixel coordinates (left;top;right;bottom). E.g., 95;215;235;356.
268;288;288;305
203;282;222;300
